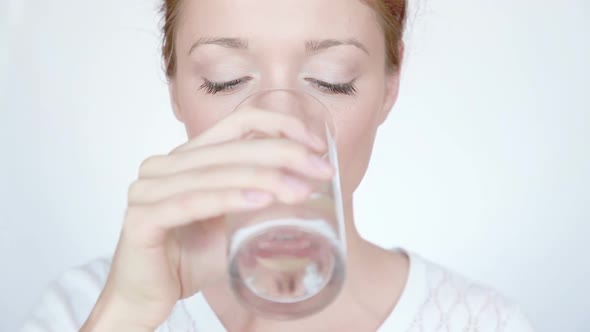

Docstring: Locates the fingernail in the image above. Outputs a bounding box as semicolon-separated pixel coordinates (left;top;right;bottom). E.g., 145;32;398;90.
244;190;273;204
309;155;333;175
309;134;326;149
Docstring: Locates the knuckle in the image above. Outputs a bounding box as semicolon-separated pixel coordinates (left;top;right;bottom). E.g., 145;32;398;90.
127;180;141;199
138;155;163;177
123;206;145;228
127;179;154;201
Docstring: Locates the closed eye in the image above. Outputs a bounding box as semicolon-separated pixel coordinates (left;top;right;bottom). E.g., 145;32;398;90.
305;78;357;96
199;77;253;95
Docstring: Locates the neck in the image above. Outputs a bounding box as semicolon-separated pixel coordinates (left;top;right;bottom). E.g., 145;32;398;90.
343;194;363;249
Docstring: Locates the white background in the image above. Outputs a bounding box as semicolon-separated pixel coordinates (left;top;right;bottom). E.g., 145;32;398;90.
1;0;589;331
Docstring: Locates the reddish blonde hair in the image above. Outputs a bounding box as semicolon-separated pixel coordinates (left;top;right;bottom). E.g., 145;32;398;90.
160;0;407;77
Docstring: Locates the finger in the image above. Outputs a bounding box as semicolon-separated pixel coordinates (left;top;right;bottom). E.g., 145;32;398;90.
139;138;333;179
125;189;274;236
173;218;228;292
171;108;326;154
129;165;315;205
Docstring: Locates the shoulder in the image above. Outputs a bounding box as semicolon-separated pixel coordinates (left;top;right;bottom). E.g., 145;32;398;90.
404;252;534;332
21;257;112;332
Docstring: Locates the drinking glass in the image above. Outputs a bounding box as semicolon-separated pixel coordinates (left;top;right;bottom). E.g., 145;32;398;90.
225;89;346;319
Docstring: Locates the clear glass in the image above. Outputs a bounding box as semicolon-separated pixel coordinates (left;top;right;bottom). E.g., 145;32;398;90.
225;89;347;319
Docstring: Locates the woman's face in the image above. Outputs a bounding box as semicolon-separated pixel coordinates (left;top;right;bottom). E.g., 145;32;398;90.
169;0;401;197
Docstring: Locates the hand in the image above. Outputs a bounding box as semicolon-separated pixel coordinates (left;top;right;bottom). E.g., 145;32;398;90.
82;108;333;331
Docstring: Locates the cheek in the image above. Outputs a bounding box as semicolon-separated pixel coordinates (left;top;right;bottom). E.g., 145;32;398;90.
334;95;383;196
176;86;242;138
181;103;220;138
337;116;379;196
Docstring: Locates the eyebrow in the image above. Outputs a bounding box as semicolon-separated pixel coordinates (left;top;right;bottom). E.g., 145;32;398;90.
188;37;249;55
305;39;370;55
188;37;369;56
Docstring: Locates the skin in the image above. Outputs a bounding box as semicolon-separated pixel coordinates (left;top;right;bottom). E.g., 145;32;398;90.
82;0;407;331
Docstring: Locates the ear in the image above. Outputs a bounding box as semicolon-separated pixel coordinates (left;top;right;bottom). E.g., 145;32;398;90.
378;42;404;125
168;78;185;123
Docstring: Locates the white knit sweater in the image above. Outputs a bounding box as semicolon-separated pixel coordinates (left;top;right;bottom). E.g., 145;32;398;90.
21;251;534;331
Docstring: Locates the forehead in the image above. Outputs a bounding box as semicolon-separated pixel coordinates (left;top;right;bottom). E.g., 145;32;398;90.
176;0;383;52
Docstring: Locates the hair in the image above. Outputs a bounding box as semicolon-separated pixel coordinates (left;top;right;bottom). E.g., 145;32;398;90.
160;0;407;78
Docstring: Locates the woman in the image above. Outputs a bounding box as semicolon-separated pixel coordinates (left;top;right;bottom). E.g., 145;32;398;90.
22;0;534;331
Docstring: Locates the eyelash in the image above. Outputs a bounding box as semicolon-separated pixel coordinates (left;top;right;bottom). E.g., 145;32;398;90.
199;77;357;96
199;77;252;95
305;78;357;96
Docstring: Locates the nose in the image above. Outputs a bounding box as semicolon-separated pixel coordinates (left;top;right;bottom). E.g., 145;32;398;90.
256;89;307;119
236;88;335;141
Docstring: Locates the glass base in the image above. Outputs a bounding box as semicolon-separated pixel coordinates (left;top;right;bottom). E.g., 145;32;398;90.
229;220;345;319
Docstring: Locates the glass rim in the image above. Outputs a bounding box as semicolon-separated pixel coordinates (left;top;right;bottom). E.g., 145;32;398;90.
232;88;337;140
